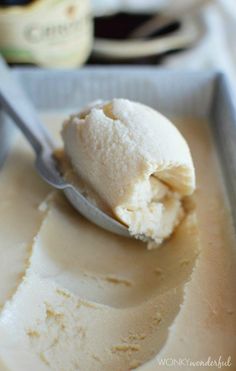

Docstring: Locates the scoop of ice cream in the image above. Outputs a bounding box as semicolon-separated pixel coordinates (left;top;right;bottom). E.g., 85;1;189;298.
62;99;195;247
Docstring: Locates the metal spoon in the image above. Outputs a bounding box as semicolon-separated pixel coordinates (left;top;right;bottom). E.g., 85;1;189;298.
0;57;130;238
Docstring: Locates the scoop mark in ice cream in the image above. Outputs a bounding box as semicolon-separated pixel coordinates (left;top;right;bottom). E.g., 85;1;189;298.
62;98;196;248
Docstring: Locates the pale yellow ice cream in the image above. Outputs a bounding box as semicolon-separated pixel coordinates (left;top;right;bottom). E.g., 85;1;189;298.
62;99;195;247
0;113;235;371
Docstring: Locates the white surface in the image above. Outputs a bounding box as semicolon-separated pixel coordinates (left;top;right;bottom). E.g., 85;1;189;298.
164;0;236;91
91;0;203;15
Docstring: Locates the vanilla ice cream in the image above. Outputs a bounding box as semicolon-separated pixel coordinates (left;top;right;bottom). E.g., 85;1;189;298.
62;99;195;247
0;113;235;371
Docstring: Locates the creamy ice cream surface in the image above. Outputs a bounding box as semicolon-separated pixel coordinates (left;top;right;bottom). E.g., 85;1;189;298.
0;112;235;370
62;99;195;247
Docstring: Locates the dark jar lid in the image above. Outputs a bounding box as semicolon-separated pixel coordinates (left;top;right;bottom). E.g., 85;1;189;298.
0;0;33;6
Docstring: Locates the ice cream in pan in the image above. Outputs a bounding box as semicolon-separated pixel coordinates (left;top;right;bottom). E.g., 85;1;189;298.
0;99;235;370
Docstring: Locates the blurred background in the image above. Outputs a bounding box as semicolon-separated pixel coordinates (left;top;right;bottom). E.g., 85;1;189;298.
0;0;235;85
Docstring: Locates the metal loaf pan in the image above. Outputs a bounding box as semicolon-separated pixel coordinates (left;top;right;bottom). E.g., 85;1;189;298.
0;67;236;226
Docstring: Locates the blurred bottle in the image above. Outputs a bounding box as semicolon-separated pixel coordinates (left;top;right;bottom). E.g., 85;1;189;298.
0;0;93;67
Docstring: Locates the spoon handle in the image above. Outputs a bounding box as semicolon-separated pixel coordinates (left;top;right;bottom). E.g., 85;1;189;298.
0;57;54;154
